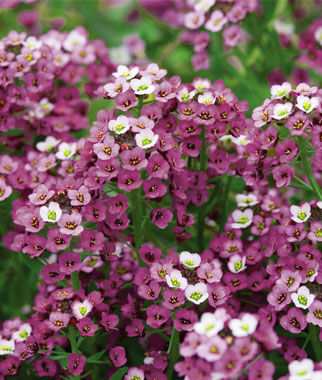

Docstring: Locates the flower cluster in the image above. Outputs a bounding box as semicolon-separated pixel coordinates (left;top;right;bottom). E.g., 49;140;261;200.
0;21;321;378
142;0;258;71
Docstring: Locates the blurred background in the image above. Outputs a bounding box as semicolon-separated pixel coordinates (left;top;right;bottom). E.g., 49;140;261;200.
0;0;321;321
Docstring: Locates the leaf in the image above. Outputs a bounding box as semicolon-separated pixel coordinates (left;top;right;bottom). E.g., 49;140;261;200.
109;367;129;380
20;254;43;274
86;349;106;363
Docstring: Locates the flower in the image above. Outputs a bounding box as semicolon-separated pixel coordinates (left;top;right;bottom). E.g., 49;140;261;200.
39;202;62;223
71;299;93;320
130;76;155;95
112;65;139;80
194;309;228;337
205;10;227;32
273;102;293;119
228;254;246;273
0;339;15;355
289;359;314;380
68;353;86;376
228;313;258;337
108;115;130;134
179;251;201;269
124;367;144;380
12;323;32;342
165;269;188;290
135;129;158;149
290;202;311;223
270;82;292;99
185;283;208;304
56;142;77;160
36;136;60;152
231;208;253;229
296;95;319;113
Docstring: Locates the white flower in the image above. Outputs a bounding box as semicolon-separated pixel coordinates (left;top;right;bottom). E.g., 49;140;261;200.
317;201;322;210
34;98;54;119
289;359;314;380
0;339;15;355
273;102;293;119
40;202;62;223
205;10;227;33
314;26;322;46
179;251;201;269
229;313;258;337
232;135;250;146
130;76;155;95
271;82;292;99
291;286;315;310
295;83;318;95
290;203;311;223
36;136;60;152
194;0;216;12
228;254;246;273
135;129;158;149
176;87;196;102
194;309;228;337
56;142;77;160
193;78;211;91
198;91;216;104
296;95;319;113
312;371;322;380
12;323;32;342
71;299;93;320
63;29;87;52
109;46;131;65
185;283;208;305
231;208;253;229
236;193;259;207
113;65;139;80
274;20;294;36
165;269;188;290
108;115;130;135
24;36;42;50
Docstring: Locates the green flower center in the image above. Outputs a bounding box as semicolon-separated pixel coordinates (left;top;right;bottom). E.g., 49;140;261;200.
115;124;125;132
278;89;286;96
142;137;152;146
297;211;307;221
131;376;141;380
47;210;57;221
303;102;311;111
243;198;253;204
181;93;190;101
184;260;195;267
205;323;214;331
79;306;87;316
64;149;71;157
238;216;249;224
1;345;12;351
315;229;322;238
234;261;242;272
138;84;148;91
278;109;288;116
240;324;249;331
190;291;202;301
298;295;307;305
171;278;180;287
297;371;307;376
19;330;28;339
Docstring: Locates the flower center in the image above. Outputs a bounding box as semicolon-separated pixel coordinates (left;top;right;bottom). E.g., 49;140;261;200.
238;216;249;224
297;211;307;221
19;330;28;339
190;291;202;301
303;102;311;111
234;261;242;272
79;306;87;316
142;137;152;146
138;84;148;91
115;124;125;132
298;295;307;305
64;149;71;157
47;210;57;220
171;278;180;287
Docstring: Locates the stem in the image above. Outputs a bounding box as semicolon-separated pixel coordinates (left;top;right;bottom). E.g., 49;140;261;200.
197;127;207;251
297;136;322;200
309;324;322;361
71;271;80;291
166;328;180;379
128;188;145;267
233;353;264;379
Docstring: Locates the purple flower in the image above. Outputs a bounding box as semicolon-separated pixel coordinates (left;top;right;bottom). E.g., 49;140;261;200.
101;312;119;331
275;139;299;164
68;353;86;376
46;227;71;252
22;234;46;258
118;169;142;191
248;357;275;380
48;311;70;331
58;252;82;274
151;207;173;229
146;305;170;328
272;165;294;187
34;357;57;377
58;212;83;236
307;300;322;328
120;147;147;170
76;317;98;337
124;367;145;380
280;307;307;334
143;178;167;199
110;346;127;367
80;230;104;253
41;263;65;284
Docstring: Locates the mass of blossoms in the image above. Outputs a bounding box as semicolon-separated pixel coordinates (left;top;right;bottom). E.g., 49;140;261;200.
0;2;321;380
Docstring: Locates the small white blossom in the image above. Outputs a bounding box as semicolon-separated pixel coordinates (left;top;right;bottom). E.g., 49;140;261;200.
231;208;253;229
135;129;158;149
290;203;311;223
198;91;216;104
71;299;93;320
40;202;62;223
236;193;259;207
271;82;292;99
232;135;250;146
0;339;15;355
32;98;54;119
274;20;295;36
296;95;319;113
273;102;293;119
24;36;42;50
130;76;155;95
193;0;216;12
113;65;139;80
165;270;188;290
12;323;32;342
109;46;131;65
291;286;315;310
185;283;208;305
289;359;314;380
295;83;318;95
194;309;228;337
63;29;87;52
36;136;60;152
314;26;322;46
108;115;130;135
229;313;258;337
179;251;201;269
176;87;196;102
56;142;77;160
228;254;246;273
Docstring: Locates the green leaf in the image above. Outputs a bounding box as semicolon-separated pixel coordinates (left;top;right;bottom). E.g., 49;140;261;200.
86;349;106;363
109;366;129;380
20;254;43;274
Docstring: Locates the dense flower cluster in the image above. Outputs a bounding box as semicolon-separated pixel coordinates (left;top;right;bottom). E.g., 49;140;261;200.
142;0;258;71
0;21;321;380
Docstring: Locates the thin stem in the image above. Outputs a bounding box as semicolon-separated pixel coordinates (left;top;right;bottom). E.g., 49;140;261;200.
71;271;80;291
297;136;322;200
197;127;207;250
166;328;180;379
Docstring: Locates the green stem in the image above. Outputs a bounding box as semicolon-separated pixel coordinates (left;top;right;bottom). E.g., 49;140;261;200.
71;271;80;291
128;188;145;267
197;127;207;250
166;328;180;379
297;136;322;200
309;324;322;361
